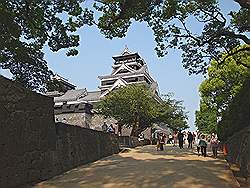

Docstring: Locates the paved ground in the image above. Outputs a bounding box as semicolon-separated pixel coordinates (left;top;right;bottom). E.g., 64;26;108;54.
33;145;239;188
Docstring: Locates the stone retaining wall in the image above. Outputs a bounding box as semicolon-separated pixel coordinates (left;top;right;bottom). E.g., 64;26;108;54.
119;136;150;148
0;76;119;188
226;126;250;179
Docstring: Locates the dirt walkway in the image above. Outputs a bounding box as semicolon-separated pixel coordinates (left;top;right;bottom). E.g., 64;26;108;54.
33;145;239;188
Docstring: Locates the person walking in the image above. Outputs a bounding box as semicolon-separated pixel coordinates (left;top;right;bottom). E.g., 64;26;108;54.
102;122;108;132
178;131;184;149
138;133;145;147
192;132;196;144
187;132;194;148
199;135;207;157
159;133;165;151
107;124;115;134
156;133;161;151
196;135;201;156
173;131;178;147
210;134;219;158
168;134;173;144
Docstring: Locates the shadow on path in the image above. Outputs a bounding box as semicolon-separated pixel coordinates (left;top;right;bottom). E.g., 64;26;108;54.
32;145;239;188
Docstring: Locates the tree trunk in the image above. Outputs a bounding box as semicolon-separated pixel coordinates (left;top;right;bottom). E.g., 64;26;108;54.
130;122;140;137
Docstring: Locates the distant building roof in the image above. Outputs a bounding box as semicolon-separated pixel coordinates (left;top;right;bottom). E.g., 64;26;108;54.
54;89;87;103
81;91;101;102
53;74;76;90
112;46;140;60
45;91;64;97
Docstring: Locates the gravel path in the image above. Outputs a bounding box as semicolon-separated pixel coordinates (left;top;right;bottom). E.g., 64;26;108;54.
33;145;239;188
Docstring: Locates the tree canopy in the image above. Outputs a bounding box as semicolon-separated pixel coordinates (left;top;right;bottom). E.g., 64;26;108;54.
0;0;93;91
95;0;250;74
195;46;249;133
156;94;189;131
1;0;249;90
97;85;188;136
195;103;217;134
217;77;250;141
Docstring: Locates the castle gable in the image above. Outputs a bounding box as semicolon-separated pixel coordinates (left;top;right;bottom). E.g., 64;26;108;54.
98;47;159;97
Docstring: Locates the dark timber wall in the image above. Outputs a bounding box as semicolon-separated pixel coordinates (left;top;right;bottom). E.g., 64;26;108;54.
0;76;119;188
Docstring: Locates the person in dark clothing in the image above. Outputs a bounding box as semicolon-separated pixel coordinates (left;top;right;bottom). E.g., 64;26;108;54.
199;135;207;157
159;134;166;151
107;124;115;134
178;131;184;149
187;132;194;148
102;122;108;132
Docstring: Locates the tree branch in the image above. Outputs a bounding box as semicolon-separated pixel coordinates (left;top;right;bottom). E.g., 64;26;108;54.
219;46;250;68
234;0;250;9
177;18;201;45
220;30;250;44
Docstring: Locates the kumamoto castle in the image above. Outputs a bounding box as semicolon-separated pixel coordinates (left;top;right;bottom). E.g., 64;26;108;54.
46;47;164;138
1;47;249;188
1;1;249;187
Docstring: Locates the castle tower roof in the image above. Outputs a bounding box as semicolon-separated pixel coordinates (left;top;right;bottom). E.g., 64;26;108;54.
98;48;160;99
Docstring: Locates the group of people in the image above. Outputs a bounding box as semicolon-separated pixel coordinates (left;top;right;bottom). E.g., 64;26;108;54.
168;131;196;149
156;133;167;151
102;122;115;134
196;133;220;158
154;130;220;158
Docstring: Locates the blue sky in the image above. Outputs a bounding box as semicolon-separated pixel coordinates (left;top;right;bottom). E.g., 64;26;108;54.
0;0;240;131
43;21;204;131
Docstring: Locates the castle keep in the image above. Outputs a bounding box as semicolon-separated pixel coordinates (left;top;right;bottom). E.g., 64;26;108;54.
49;47;161;132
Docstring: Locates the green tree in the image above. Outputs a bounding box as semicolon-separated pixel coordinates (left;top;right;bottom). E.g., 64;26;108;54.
217;77;250;141
46;79;68;93
3;1;249;91
199;46;249;114
97;85;188;136
0;1;93;91
97;84;158;136
156;94;189;131
195;103;217;134
196;46;249;133
95;0;250;74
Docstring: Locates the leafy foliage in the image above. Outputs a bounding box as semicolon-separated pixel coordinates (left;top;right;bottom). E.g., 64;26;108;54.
0;1;94;91
156;94;189;131
97;85;188;136
217;77;250;141
195;103;217;134
199;45;249;114
97;84;158;136
46;79;69;93
196;46;249;133
95;0;250;74
2;0;249;91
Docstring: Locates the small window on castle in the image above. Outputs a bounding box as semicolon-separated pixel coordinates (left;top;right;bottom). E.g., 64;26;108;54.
117;69;129;74
78;95;84;99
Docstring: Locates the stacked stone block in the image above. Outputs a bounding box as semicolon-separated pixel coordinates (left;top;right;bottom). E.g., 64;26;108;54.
0;76;119;187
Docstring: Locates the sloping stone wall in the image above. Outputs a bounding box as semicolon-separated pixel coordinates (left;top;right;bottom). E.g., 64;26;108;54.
226;126;250;179
0;76;119;188
119;136;151;148
55;113;92;128
91;114;152;139
90;114;117;131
